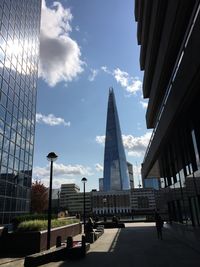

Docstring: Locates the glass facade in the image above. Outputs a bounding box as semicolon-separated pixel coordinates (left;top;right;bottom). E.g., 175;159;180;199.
158;101;200;226
103;89;130;191
143;178;160;190
0;0;41;224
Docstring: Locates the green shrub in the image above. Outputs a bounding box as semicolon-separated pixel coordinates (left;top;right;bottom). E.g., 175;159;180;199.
13;213;57;224
17;218;79;232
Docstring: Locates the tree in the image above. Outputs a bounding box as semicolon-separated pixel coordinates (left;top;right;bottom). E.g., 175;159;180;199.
31;180;48;213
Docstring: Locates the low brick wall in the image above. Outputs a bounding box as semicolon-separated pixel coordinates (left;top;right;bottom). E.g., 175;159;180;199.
0;223;82;255
40;223;82;251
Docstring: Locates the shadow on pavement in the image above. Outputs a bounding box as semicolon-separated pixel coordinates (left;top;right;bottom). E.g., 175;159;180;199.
56;224;200;267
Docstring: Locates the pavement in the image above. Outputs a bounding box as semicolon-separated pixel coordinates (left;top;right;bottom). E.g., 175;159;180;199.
1;222;200;267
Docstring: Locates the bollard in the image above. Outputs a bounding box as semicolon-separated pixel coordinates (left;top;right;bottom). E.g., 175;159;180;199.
81;235;86;256
67;236;73;248
56;236;62;247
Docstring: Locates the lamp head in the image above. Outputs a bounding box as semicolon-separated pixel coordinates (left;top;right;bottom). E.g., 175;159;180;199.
81;177;87;184
47;152;58;162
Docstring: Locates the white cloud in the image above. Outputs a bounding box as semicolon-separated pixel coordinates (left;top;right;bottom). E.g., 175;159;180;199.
36;113;70;127
95;135;105;144
101;66;142;95
140;101;148;109
137;122;142;130
39;0;84;86
113;68;142;94
88;69;98;82
35;177;76;189
33;163;93;188
132;163;142;187
75;26;80;32
122;132;152;157
95;132;152;157
101;66;112;74
95;163;103;172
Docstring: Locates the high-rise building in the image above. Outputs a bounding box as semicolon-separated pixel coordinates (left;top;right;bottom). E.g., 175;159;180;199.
127;161;134;189
135;1;200;226
99;178;103;191
0;0;41;224
103;88;130;191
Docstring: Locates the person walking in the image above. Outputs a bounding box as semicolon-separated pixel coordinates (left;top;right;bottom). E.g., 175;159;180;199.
155;212;164;240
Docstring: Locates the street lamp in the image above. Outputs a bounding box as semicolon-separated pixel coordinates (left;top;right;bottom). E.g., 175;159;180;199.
46;152;58;250
81;177;87;233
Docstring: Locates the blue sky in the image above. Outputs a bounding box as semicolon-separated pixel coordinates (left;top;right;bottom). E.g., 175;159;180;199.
33;0;151;191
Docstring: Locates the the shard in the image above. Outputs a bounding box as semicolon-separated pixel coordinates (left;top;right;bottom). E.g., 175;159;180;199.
103;88;130;191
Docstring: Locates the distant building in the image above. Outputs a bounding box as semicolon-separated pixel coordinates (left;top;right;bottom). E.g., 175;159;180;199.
127;162;134;189
60;184;91;215
99;178;103;191
130;188;156;212
92;188;156;216
51;189;60;211
60;184;80;208
92;190;131;215
103;89;130;191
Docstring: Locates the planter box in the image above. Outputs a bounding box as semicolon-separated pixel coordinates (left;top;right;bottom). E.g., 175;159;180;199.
24;238;90;266
0;223;82;255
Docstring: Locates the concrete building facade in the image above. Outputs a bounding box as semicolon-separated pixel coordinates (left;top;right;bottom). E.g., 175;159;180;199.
135;0;200;226
60;184;91;215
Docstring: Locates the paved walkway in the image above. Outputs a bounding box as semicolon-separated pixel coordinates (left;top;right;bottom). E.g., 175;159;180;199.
1;222;200;267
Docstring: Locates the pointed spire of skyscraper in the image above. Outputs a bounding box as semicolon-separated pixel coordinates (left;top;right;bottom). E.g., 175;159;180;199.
103;89;130;191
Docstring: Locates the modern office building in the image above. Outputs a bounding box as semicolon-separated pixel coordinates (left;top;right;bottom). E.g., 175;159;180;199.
135;0;200;226
60;183;91;215
0;0;41;224
103;88;130;191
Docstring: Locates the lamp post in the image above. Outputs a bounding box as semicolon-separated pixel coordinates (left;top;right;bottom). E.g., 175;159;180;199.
57;190;60;213
46;152;58;250
81;177;87;233
103;197;107;214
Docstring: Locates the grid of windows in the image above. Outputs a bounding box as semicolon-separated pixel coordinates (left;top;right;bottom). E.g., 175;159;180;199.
0;0;41;224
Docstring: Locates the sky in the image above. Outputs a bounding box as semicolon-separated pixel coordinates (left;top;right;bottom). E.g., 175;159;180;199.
33;0;151;192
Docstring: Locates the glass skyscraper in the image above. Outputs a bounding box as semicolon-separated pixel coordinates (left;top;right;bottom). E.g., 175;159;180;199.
103;89;130;191
0;0;41;224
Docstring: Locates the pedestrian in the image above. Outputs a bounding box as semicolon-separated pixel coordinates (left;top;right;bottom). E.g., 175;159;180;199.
155;212;164;240
85;217;94;233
